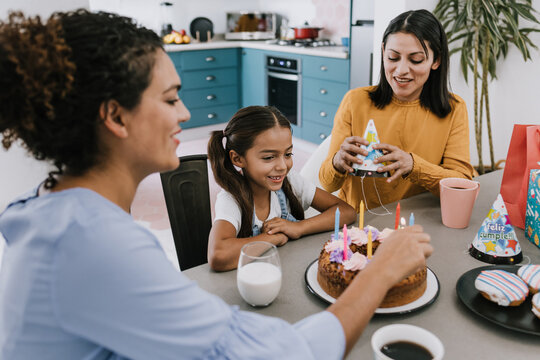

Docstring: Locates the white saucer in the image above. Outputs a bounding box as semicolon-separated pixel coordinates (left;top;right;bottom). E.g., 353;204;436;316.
305;259;440;314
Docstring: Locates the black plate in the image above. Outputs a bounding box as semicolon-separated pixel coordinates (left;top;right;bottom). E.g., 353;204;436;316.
304;259;440;315
456;265;540;336
189;17;213;42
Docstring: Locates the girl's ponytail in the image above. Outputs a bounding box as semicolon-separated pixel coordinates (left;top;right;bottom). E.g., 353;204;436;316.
281;177;305;221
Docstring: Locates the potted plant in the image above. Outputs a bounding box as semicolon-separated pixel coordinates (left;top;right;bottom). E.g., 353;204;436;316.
434;0;540;174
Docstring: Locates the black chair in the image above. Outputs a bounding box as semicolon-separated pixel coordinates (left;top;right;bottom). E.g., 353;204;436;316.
160;154;211;271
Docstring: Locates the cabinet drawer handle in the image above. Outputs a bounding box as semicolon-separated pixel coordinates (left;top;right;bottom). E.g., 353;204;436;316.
320;89;327;95
319;111;327;117
320;65;328;71
206;94;216;100
205;75;215;81
207;113;217;119
205;56;215;62
319;133;327;139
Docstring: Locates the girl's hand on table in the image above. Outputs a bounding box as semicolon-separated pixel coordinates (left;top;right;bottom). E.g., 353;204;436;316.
268;232;289;247
332;136;369;174
371;225;433;285
262;218;304;240
373;143;414;182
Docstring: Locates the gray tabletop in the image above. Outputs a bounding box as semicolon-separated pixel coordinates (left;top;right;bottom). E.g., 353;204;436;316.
184;170;540;359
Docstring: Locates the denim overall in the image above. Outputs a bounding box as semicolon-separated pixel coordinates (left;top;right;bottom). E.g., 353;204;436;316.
251;189;298;236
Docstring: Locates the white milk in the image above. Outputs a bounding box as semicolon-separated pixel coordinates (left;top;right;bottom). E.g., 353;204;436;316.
237;262;282;306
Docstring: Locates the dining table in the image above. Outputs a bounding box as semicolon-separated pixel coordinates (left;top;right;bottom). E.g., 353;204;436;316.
183;170;540;359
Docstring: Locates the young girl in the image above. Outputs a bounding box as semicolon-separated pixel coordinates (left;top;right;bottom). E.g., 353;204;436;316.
207;106;356;271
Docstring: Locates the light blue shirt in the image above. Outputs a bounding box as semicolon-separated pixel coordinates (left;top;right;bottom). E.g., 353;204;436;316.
0;187;345;359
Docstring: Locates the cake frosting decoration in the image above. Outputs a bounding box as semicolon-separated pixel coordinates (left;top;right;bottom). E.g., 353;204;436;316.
325;240;342;253
343;253;368;271
326;233;352;264
347;226;390;245
365;225;379;240
330;248;353;264
349;227;368;245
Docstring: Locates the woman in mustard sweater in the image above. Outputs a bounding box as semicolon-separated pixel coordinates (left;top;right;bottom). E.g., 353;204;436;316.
319;9;474;212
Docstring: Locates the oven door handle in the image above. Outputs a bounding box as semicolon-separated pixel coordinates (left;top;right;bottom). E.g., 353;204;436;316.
267;71;299;81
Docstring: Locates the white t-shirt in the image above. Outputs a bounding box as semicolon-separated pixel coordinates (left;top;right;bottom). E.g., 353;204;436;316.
214;170;316;235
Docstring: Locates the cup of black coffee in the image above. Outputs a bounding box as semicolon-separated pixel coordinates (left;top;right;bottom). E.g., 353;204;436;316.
371;324;444;360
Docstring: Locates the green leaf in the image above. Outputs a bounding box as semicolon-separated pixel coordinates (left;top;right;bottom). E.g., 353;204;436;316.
515;3;540;24
482;9;505;42
480;0;499;20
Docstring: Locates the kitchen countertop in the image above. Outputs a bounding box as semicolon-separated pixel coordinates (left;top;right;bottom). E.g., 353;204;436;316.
164;40;349;59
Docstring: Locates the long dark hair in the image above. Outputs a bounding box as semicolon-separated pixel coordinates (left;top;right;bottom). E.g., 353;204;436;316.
0;10;162;188
208;106;305;238
369;9;454;118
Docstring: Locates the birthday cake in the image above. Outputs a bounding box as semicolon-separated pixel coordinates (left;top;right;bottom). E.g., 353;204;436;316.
317;226;427;307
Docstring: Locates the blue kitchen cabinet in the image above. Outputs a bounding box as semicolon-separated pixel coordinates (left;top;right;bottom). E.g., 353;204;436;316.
179;48;239;70
301;55;349;144
168;46;349;139
168;48;240;129
181;68;239;90
240;48;266;107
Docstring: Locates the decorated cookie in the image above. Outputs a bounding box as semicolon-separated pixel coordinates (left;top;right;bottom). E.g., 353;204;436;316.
474;269;529;306
517;264;540;294
532;293;540;319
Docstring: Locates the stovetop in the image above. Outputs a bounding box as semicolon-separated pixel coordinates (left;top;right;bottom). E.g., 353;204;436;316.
265;39;336;48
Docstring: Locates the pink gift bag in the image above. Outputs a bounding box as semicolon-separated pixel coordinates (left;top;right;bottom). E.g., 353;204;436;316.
500;125;540;229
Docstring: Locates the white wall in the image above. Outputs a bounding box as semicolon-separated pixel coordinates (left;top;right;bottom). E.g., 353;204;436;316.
373;0;540;168
89;0;347;42
0;0;88;17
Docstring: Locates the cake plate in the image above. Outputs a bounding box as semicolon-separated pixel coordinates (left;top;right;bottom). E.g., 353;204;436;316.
304;259;440;315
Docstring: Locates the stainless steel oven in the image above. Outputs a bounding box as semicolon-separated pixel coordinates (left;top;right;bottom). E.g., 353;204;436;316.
266;55;301;127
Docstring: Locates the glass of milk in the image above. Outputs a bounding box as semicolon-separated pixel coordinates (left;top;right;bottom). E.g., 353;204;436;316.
237;241;282;307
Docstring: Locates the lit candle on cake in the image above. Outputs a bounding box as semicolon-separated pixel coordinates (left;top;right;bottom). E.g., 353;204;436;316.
367;229;372;259
343;224;348;261
409;212;415;226
395;202;401;230
400;217;406;229
359;200;364;229
334;207;340;241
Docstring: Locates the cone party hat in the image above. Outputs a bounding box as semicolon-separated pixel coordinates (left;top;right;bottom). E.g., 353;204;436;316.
352;119;388;177
469;194;522;264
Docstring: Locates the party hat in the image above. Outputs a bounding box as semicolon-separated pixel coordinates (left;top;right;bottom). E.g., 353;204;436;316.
352;119;389;177
469;194;522;264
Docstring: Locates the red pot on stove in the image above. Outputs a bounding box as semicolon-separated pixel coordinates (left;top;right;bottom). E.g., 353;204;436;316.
292;24;323;39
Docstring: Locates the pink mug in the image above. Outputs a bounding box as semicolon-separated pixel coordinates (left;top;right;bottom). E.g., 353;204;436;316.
439;178;480;228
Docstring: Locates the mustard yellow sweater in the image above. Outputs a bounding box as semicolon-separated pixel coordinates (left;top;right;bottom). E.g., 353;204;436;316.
319;87;474;212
